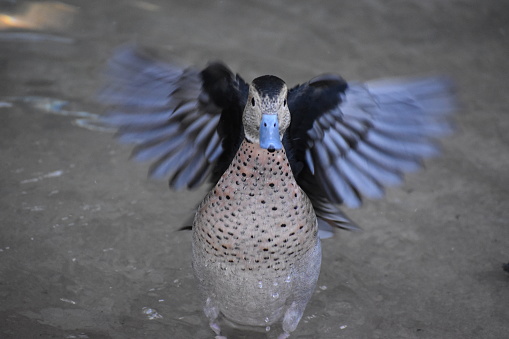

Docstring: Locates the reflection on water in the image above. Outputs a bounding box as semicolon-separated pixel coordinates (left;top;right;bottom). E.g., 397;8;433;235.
0;31;74;43
1;96;114;132
0;1;77;31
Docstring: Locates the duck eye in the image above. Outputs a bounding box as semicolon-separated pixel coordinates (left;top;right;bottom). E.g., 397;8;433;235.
251;98;255;106
283;99;287;107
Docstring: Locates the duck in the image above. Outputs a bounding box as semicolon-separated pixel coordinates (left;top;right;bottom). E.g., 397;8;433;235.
100;46;456;338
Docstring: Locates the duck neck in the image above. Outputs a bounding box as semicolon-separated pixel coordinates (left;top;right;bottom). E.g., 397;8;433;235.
228;139;295;187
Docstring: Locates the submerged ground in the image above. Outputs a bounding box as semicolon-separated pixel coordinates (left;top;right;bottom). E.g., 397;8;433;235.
0;0;508;338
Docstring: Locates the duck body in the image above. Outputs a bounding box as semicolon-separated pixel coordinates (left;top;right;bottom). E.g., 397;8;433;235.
100;46;456;338
193;139;320;332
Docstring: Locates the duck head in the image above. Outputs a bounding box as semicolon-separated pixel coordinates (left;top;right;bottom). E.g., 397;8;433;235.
243;75;290;152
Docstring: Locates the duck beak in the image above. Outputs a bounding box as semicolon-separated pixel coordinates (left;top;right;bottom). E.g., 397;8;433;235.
259;114;282;152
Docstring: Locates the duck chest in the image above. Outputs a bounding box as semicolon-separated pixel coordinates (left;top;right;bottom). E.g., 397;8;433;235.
193;140;318;272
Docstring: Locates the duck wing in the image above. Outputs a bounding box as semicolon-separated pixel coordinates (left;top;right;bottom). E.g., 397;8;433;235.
99;46;248;189
286;74;456;229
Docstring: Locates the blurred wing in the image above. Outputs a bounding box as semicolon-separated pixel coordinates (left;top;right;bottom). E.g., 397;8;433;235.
287;74;456;226
99;46;248;189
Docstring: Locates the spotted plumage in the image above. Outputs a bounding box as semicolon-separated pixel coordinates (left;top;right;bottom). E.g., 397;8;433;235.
100;46;456;338
193;140;320;332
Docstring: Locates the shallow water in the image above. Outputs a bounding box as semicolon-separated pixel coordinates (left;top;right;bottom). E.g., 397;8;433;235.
1;0;508;338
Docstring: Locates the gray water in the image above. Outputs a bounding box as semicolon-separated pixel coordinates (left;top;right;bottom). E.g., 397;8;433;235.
1;0;508;338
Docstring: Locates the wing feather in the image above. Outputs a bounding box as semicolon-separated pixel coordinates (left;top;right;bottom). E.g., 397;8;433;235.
287;75;456;214
99;46;248;189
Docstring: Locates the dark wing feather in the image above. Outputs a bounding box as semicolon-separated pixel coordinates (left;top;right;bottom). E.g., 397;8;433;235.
99;46;248;189
287;74;456;229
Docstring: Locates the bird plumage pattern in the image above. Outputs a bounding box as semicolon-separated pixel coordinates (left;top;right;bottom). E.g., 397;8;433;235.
100;46;456;338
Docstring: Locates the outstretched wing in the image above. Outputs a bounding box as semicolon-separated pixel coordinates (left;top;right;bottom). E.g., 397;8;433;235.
99;46;249;189
286;74;456;229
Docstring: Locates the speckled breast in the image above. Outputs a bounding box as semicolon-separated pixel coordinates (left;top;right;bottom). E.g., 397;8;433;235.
192;139;319;325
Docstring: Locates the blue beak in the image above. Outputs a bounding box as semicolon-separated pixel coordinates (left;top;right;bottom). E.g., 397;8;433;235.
259;114;282;151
